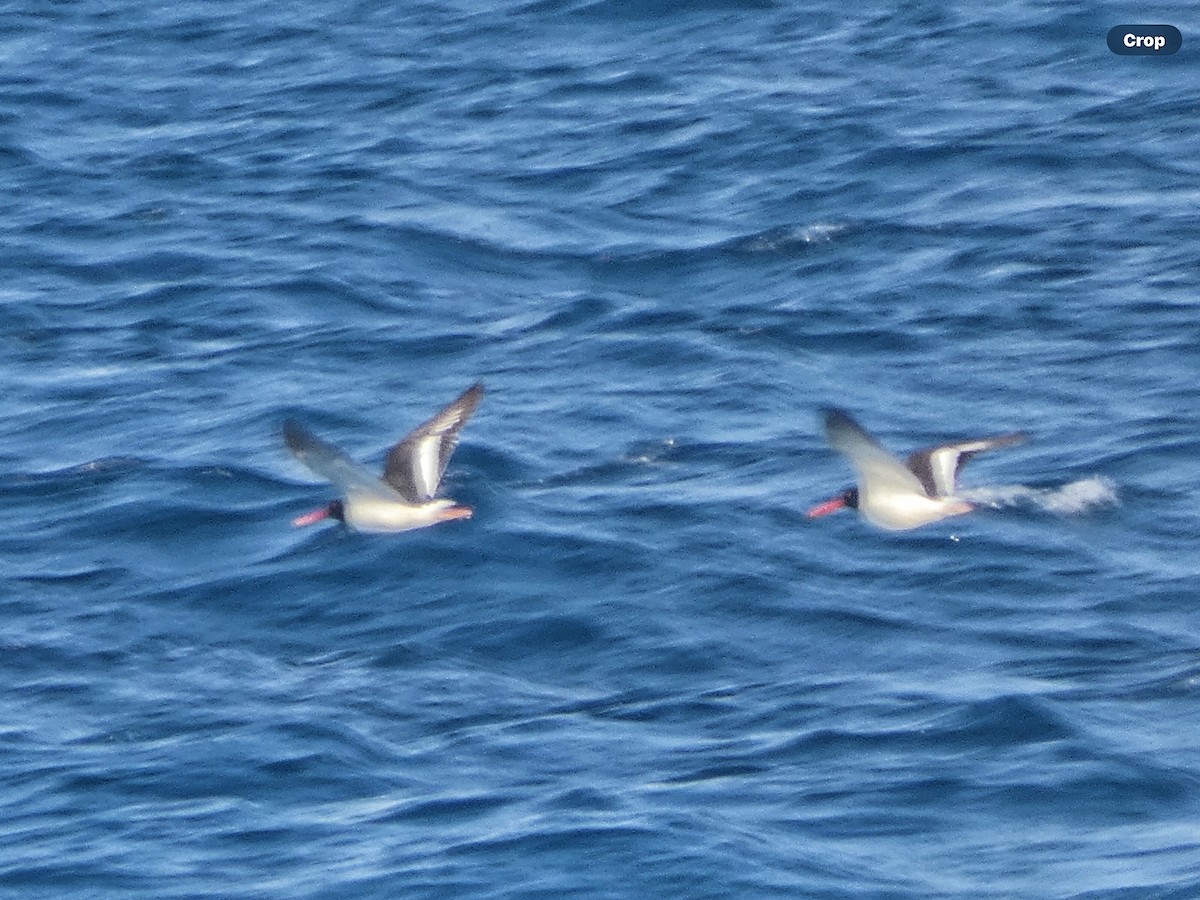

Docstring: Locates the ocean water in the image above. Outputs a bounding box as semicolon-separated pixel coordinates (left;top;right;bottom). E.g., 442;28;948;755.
2;1;1199;897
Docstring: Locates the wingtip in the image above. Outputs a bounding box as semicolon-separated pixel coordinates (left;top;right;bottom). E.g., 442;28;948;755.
820;406;868;442
819;405;856;425
447;382;485;424
282;418;307;452
459;382;485;408
979;430;1030;452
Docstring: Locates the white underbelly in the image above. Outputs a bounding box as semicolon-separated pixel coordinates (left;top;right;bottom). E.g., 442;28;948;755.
860;492;973;531
344;497;454;533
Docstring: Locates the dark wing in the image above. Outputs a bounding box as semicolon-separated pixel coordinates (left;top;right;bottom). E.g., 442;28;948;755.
906;432;1027;497
284;420;401;501
383;383;484;502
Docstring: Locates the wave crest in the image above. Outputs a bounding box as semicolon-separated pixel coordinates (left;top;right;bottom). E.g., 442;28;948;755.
961;476;1119;516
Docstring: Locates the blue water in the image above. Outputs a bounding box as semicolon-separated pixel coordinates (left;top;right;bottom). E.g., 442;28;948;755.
3;1;1199;897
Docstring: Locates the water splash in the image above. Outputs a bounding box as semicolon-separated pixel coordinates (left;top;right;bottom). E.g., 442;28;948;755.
961;476;1119;516
739;223;847;253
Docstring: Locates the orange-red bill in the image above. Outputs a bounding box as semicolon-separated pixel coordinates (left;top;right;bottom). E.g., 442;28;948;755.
292;506;332;527
806;496;847;518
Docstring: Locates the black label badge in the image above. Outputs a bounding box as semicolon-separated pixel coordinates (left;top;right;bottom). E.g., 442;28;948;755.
1108;24;1182;55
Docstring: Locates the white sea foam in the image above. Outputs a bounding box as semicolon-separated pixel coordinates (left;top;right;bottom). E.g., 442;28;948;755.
960;476;1120;516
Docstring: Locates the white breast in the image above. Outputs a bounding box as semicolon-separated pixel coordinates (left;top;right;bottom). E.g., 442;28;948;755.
344;497;455;533
860;492;973;531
